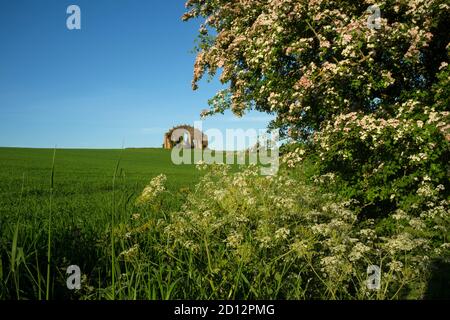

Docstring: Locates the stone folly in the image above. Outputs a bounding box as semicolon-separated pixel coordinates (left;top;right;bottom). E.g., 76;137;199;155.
163;125;208;149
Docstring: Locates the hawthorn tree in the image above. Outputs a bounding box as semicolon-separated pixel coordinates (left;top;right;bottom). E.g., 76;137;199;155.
183;0;449;139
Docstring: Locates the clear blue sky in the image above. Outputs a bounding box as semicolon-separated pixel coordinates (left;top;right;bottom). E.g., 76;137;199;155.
0;0;272;149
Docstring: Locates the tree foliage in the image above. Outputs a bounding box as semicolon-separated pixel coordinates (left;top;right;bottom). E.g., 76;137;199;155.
184;0;449;139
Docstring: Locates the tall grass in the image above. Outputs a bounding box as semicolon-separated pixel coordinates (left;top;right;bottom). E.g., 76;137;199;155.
110;149;123;300
46;148;56;300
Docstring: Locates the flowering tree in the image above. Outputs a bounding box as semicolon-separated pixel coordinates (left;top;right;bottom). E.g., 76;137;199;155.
314;102;449;218
183;0;449;218
183;0;449;139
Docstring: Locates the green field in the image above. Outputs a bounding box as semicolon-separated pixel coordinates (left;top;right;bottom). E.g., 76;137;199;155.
1;147;448;300
0;147;202;194
0;147;204;299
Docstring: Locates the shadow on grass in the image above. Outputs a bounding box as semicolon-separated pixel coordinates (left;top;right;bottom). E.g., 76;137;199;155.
424;258;450;300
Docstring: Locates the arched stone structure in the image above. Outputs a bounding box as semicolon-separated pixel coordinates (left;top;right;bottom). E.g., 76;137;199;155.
163;125;208;149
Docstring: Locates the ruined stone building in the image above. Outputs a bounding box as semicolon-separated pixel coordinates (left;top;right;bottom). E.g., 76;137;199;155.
163;125;208;149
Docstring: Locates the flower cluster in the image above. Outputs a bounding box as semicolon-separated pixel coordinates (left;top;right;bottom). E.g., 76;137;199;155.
281;147;306;168
135;174;167;205
124;163;448;298
313;99;449;216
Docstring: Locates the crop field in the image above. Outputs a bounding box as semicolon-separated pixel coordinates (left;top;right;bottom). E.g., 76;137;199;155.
0;147;205;299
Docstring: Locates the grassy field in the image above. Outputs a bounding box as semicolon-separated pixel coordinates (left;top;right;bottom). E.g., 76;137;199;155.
0;147;204;299
1;147;448;300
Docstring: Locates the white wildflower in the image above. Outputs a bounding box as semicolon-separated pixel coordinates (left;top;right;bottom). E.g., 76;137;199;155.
136;174;167;204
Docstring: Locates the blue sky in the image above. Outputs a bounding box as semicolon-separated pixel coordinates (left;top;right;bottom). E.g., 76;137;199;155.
0;0;273;150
